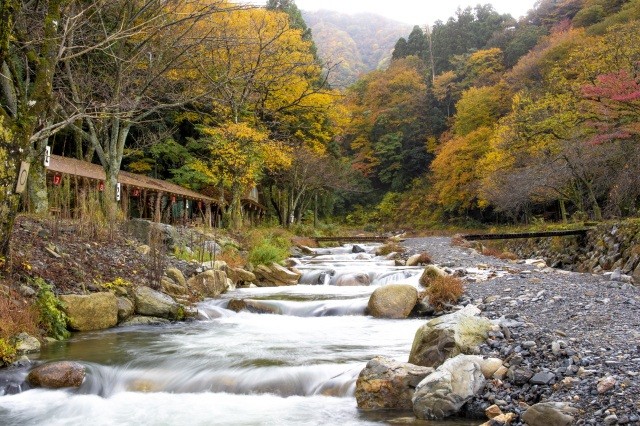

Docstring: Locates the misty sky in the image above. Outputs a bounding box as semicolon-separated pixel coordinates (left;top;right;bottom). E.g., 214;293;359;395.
291;0;537;25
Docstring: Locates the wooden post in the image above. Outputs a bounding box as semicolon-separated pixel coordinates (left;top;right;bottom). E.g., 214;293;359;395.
154;192;163;223
205;202;212;228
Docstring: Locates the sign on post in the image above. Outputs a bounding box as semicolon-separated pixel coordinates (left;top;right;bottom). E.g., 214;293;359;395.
15;162;30;194
44;146;51;167
116;183;121;201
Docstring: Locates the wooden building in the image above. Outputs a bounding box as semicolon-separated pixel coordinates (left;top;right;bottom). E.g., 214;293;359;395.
45;155;265;226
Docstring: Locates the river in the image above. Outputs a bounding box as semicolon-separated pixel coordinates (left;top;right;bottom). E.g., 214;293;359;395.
0;244;480;425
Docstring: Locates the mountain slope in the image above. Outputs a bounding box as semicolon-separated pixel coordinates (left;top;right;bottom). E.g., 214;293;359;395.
302;10;412;88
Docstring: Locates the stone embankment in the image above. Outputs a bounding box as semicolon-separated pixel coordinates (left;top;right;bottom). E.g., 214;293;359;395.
503;220;640;283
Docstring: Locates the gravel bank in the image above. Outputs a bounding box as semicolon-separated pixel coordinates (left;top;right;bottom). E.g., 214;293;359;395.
402;237;640;425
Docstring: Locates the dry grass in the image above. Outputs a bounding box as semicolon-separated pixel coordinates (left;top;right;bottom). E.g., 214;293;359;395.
0;286;40;341
218;247;245;268
376;242;405;256
451;234;472;248
291;236;318;248
414;252;433;264
481;245;518;261
426;275;465;310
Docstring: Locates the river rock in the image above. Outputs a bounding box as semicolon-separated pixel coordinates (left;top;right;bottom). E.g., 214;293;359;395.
126;219;178;249
187;269;228;298
368;284;418;319
165;267;186;287
406;253;432;267
27;361;86;388
119;316;171;326
418;265;447;287
333;272;371;286
227;299;281;314
60;292;118;331
408;305;492;368
355;356;434;410
161;277;188;297
253;263;301;286
117;297;135;322
134;286;181;320
14;332;41;354
227;267;257;285
412;354;486;420
521;402;576;426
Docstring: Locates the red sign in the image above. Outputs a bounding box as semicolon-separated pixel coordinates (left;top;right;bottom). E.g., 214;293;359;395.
98;181;105;192
171;195;176;203
133;188;140;197
53;175;61;186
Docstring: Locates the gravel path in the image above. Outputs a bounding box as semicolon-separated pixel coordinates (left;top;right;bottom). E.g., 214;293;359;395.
402;237;640;425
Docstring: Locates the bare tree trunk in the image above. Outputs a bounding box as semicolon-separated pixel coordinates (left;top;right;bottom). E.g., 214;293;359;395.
27;138;50;215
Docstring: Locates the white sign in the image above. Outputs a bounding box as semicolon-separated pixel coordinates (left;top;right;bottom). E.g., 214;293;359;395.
15;162;30;194
116;183;121;201
44;146;51;167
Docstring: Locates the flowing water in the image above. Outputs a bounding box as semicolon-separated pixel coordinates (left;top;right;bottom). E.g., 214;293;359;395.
0;244;480;425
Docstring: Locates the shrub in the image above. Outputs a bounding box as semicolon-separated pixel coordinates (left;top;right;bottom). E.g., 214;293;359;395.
34;278;70;340
426;275;465;310
0;338;17;365
249;241;289;266
217;246;245;268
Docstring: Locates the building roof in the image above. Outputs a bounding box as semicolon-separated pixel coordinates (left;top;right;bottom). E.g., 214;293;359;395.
47;155;221;205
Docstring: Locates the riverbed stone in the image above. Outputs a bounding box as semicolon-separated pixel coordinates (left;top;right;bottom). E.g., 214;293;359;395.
253;263;301;286
227;299;281;314
134;286;180;320
60;292;118;331
119;316;171;327
418;265;447;287
355;356;434;410
117;297;135;322
368;284;418;319
14;332;41;354
27;361;86;388
521;402;576;426
408;304;492;368
187;269;228;298
333;272;371;286
412;354;486;420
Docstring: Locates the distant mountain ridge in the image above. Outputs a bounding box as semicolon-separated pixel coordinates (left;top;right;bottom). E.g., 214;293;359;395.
302;10;412;88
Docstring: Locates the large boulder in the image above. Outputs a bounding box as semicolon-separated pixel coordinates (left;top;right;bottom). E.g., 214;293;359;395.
134;286;181;320
187;270;229;298
412;355;486;420
227;267;257;286
14;332;41;355
522;402;576;426
355;356;434;410
161;277;188;297
332;272;371;286
368;284;418;319
117;297;135;322
253;263;301;286
60;292;118;331
165;267;186;288
27;361;86;388
408;305;492;368
418;265;447;287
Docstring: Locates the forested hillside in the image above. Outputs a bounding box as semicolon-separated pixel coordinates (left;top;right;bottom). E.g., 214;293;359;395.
302;10;412;87
339;0;640;228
